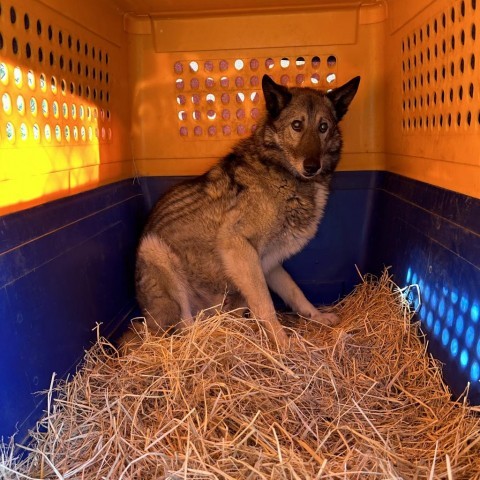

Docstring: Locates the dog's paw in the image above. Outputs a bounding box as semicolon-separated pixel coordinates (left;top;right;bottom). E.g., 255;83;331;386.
311;311;340;326
265;324;289;350
276;328;290;349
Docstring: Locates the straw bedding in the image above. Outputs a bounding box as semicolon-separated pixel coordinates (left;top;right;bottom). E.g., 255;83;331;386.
1;272;480;479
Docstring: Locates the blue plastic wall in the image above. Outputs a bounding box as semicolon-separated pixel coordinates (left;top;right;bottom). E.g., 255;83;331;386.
1;171;479;443
0;180;145;443
367;173;480;404
139;172;379;306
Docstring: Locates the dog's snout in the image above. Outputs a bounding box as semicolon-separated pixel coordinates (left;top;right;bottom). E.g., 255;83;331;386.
303;159;320;177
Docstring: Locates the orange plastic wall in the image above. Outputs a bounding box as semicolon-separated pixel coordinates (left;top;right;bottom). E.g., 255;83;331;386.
385;0;480;198
0;0;133;215
1;0;479;216
127;3;387;176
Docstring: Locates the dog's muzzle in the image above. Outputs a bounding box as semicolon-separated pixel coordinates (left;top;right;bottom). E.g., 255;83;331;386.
303;159;321;177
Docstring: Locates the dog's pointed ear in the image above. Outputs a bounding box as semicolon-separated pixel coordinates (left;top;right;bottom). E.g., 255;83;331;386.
262;75;292;118
326;76;360;121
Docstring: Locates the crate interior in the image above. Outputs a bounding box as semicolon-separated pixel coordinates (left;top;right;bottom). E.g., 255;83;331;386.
0;0;479;443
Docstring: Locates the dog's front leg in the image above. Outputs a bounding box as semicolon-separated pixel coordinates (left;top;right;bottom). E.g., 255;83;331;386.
265;264;339;326
218;237;289;348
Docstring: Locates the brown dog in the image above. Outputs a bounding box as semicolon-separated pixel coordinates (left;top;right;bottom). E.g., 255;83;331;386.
131;74;360;348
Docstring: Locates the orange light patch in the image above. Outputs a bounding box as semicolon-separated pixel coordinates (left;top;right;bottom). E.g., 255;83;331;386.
0;60;107;215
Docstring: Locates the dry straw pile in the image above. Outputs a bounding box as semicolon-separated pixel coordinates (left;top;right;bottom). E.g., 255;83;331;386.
1;273;480;479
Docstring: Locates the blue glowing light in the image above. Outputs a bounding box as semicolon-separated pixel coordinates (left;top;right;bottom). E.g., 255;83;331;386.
442;328;450;347
451;338;459;357
406;267;412;283
460;295;469;313
455;315;465;336
451;290;459;304
430;292;438;310
465;326;476;349
424;285;431;302
405;268;480;382
471;304;479;323
426;311;434;329
460;349;469;368
406;287;421;311
438;298;446;317
471;362;480;382
433;320;441;337
446;307;455;327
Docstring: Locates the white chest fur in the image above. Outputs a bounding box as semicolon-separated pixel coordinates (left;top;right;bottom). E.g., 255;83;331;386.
261;182;329;273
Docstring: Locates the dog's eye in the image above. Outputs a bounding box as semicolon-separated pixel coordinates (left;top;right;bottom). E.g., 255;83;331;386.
319;122;329;133
291;120;303;132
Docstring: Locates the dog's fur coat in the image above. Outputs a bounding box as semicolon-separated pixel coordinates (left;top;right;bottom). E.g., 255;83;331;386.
132;74;360;347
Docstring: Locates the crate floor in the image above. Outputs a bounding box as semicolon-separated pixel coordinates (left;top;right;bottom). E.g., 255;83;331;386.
1;272;479;479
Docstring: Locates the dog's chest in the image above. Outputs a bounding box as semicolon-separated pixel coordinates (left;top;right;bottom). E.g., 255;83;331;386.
264;181;328;264
281;181;327;230
284;192;316;229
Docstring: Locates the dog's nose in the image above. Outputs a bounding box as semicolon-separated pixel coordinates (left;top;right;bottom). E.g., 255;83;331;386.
303;161;320;177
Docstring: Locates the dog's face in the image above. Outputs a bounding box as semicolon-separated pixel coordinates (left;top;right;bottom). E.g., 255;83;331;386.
261;75;360;179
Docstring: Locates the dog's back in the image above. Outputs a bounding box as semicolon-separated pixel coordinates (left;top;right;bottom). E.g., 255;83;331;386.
134;74;360;346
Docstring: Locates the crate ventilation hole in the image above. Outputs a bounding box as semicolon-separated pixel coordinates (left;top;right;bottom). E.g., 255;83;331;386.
174;55;338;138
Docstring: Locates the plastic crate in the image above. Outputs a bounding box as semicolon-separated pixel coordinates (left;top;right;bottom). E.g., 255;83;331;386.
0;0;479;443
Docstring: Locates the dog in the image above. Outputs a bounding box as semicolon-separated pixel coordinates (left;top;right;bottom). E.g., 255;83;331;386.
130;74;360;348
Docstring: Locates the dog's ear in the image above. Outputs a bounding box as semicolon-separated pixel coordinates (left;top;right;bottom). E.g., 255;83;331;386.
262;75;292;118
326;76;360;121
